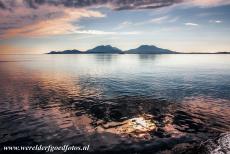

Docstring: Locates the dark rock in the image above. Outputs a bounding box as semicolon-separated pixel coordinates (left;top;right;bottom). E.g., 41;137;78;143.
125;45;177;54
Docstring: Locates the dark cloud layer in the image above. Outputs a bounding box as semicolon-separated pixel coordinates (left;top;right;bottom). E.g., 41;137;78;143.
34;0;183;10
0;1;5;9
0;0;182;11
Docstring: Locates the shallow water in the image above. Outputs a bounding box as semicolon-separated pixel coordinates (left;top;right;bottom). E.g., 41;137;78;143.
0;54;230;153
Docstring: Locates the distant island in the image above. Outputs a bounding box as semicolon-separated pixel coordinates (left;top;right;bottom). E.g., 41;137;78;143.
48;49;82;54
47;45;229;54
86;45;123;54
125;45;176;54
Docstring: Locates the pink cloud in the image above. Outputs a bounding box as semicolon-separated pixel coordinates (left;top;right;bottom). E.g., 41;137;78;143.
0;0;229;39
0;3;105;38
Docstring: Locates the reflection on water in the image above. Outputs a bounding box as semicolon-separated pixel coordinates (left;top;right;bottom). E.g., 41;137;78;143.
0;54;230;153
175;97;230;133
96;114;156;139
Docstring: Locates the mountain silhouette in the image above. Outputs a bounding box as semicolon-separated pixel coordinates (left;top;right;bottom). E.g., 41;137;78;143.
47;45;177;54
125;45;176;54
48;49;82;54
86;45;123;54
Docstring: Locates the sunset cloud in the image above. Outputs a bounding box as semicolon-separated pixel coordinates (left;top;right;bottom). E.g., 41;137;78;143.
0;0;229;39
0;2;105;38
0;0;226;11
1;9;104;38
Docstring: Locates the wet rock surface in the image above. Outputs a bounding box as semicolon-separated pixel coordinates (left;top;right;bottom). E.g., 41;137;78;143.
196;132;230;154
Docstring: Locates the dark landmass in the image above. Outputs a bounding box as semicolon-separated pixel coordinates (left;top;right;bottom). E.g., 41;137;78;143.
48;49;82;54
217;52;230;54
179;52;230;54
125;45;176;54
86;45;123;54
47;45;229;54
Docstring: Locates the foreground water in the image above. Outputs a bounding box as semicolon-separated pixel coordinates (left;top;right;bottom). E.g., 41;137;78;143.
0;54;230;153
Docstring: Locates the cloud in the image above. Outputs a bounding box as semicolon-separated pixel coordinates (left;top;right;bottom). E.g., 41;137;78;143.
215;20;222;23
115;21;133;30
0;0;181;38
20;0;183;10
74;30;140;35
150;16;169;24
0;0;226;11
135;16;170;26
185;22;199;26
116;15;179;30
209;20;222;23
0;1;105;38
189;0;230;7
0;0;229;39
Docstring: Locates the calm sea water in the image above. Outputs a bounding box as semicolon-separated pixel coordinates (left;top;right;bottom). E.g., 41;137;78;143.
0;54;230;153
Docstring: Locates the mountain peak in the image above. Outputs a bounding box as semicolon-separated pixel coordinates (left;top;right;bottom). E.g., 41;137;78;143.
138;45;157;49
86;45;122;54
125;45;176;54
139;45;156;47
96;45;112;47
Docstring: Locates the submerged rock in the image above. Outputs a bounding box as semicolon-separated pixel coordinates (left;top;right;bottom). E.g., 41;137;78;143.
198;132;230;154
157;132;230;154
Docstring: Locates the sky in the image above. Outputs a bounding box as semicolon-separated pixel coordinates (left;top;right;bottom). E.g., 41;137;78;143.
0;0;230;54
